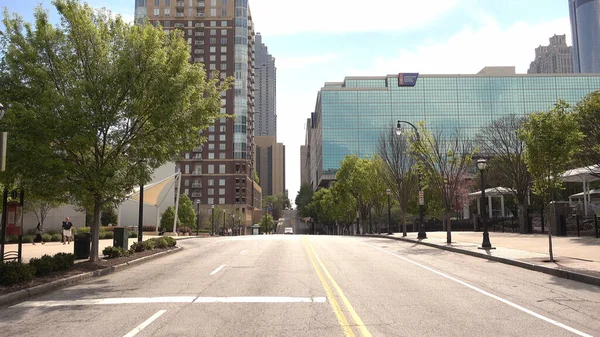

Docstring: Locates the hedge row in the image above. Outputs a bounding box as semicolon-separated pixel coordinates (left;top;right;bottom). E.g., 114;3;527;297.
103;237;177;259
4;230;138;244
0;252;76;286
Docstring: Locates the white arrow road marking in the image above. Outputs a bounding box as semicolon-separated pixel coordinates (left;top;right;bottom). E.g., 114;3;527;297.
123;309;167;337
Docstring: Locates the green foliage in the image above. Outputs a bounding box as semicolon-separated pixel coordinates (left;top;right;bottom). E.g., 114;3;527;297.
574;91;600;167
295;183;314;218
163;236;177;247
142;225;156;232
102;246;124;259
160;206;177;232
519;101;584;201
51;234;63;242
254;170;260;184
128;231;138;238
53;253;75;270
153;237;168;249
0;0;230;262
75;227;91;234
262;193;290;220
0;261;35;286
28;255;56;276
141;239;156;251
130;242;145;253
41;233;53;242
177;194;197;229
101;207;118;226
22;235;34;243
259;213;275;233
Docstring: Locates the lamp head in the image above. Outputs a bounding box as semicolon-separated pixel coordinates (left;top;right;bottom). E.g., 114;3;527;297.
386;188;391;195
395;121;402;136
477;158;488;171
0;103;5;121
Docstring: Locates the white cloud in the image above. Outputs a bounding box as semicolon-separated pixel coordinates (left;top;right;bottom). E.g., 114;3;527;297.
250;0;463;36
277;52;341;70
345;16;572;75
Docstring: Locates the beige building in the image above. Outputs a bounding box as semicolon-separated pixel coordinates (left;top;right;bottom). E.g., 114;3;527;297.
134;0;260;228
254;136;285;197
528;34;574;74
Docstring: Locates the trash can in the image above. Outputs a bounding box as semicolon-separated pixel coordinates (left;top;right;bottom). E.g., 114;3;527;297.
113;227;129;250
74;233;91;260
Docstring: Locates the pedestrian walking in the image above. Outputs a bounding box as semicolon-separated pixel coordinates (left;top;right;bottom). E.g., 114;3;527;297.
33;222;45;245
62;217;74;244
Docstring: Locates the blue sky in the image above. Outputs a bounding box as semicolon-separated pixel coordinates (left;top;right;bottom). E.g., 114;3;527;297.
0;0;572;203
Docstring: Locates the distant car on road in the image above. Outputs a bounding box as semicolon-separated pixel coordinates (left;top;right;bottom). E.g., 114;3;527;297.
284;227;294;234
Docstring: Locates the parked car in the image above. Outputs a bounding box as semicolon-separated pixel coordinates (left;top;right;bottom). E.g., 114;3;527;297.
284;227;294;234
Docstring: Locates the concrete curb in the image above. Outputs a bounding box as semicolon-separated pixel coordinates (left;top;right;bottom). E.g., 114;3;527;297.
0;246;183;308
364;234;600;288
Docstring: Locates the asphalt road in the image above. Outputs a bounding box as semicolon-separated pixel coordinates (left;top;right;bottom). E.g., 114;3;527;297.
1;235;599;337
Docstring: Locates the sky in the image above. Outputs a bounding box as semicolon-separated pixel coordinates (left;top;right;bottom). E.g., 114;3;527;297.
0;0;573;206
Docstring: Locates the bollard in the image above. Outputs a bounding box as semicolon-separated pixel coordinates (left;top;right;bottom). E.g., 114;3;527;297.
595;214;598;239
576;215;580;237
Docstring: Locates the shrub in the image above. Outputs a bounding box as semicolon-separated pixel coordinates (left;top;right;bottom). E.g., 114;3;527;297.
100;226;115;232
163;236;177;247
0;261;35;286
98;232;106;240
50;234;63;242
152;237;168;249
142;225;156;232
129;242;145;253
75;227;91;234
53;253;75;270
29;254;56;276
128;231;138;238
141;239;155;251
5;235;18;244
41;233;53;242
102;246;124;259
22;235;34;243
46;230;60;235
103;231;114;239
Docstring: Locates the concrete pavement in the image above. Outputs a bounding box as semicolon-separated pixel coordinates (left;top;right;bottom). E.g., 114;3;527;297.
1;235;598;336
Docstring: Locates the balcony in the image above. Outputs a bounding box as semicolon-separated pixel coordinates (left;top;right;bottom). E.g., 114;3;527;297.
175;12;184;17
195;13;205;17
197;1;205;6
195;31;204;36
175;1;185;7
191;192;202;198
194;40;204;45
192;183;203;188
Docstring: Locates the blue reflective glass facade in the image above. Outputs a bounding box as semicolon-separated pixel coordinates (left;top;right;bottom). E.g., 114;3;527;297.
312;74;600;186
569;0;600;73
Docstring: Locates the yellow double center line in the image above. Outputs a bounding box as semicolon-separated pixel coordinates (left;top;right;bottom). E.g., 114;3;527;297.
303;237;372;337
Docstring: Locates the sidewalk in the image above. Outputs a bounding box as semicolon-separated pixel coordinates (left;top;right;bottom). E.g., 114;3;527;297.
370;231;600;286
2;235;164;262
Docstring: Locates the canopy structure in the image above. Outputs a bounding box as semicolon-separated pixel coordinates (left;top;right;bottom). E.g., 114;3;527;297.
465;187;514;219
118;172;181;232
561;165;600;215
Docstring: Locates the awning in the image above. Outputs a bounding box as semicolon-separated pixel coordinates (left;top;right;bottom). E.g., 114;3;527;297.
128;173;178;206
561;165;600;183
467;187;514;198
569;189;600;199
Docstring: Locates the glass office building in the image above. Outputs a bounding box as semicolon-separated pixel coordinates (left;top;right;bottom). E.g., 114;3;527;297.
305;68;600;189
569;0;600;73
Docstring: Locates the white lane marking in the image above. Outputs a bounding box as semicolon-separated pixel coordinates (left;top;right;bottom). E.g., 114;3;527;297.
123;309;167;337
13;297;197;308
210;264;226;275
193;296;327;303
358;240;593;337
240;250;247;254
13;296;327;307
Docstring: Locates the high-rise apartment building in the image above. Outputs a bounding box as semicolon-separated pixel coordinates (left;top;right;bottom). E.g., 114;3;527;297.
255;136;285;197
134;0;261;229
255;33;277;138
569;0;600;73
527;34;574;74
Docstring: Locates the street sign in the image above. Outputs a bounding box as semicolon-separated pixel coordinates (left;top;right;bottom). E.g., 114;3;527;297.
418;190;425;206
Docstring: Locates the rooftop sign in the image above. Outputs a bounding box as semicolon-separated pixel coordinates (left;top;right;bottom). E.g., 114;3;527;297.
398;73;419;87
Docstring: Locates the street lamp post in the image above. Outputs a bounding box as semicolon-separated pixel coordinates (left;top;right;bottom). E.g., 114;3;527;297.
386;188;392;235
231;214;235;236
196;200;200;236
211;205;215;236
477;159;494;249
0;103;8;261
395;120;427;239
222;209;225;236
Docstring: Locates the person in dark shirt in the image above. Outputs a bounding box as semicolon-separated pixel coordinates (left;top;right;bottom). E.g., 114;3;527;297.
62;217;74;244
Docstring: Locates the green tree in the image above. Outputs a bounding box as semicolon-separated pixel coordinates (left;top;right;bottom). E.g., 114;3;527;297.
0;1;229;261
519;101;584;261
574;91;600;169
477;115;531;233
259;213;274;234
100;206;118;226
295;183;314;217
160;206;177;232
177;194;196;229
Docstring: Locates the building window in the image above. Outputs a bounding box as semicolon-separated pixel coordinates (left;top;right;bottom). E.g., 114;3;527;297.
220;117;226;123
209;63;216;70
220;63;227;70
210;29;216;35
210;8;216;16
219;164;225;173
208;179;214;186
220;72;227;79
208;188;214;195
210;0;216;6
184;164;190;174
210;20;217;26
220;37;227;44
164;20;170;27
221;46;227;53
208;165;215;173
210;46;216;53
154;8;160;16
219;134;226;141
208;197;214;205
219;152;226;159
210;55;216;61
165;0;170;5
209;125;215;132
219;197;225;205
221;8;227;16
219;188;225;195
208;143;215;150
221;0;227;5
208;134;215;141
221;20;227;26
210;37;217;44
184;179;190;186
155;0;160;6
208;153;214;159
220;55;227;61
184;188;189;195
185;153;190;159
164;8;170;16
219;178;225;186
219;136;226;144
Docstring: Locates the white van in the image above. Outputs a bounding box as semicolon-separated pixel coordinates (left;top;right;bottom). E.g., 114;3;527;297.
284;227;294;234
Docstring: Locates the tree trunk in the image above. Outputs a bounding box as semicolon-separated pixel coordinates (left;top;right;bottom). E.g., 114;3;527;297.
90;195;102;262
402;211;407;237
445;212;452;244
518;204;530;234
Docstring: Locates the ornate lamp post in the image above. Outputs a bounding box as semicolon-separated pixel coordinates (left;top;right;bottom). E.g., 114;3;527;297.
477;159;494;249
395;120;427;239
211;204;215;236
195;200;200;236
386;188;392;235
